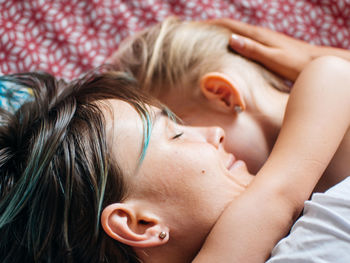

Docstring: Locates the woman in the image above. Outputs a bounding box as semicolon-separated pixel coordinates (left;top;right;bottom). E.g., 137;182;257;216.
2;60;350;263
0;69;255;262
109;17;350;261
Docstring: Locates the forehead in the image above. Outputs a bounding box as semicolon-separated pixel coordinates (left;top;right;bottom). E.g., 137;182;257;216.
102;99;145;175
100;99;167;176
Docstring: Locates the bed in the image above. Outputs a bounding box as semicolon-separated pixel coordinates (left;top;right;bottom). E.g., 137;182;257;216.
0;0;349;81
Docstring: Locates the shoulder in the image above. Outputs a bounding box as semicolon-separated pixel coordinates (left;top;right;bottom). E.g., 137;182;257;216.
302;56;350;79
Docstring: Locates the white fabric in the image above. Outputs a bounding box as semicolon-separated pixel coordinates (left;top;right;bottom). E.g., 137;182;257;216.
267;176;350;263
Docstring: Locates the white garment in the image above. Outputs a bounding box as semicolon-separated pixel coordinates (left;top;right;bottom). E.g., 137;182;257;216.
267;177;350;263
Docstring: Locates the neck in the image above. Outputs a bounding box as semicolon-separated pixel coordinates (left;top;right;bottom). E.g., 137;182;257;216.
248;83;289;150
135;234;201;263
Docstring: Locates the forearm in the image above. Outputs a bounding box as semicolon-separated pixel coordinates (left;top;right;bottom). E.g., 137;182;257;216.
265;56;350;196
314;45;350;61
193;186;298;262
237;56;350;261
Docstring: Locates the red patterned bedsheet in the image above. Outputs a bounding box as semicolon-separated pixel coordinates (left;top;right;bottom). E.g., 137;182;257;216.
0;0;349;80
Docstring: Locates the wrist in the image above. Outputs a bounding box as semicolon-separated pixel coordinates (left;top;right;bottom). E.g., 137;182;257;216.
310;45;324;60
312;45;350;61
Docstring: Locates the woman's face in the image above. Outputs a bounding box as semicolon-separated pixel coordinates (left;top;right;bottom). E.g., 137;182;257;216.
164;95;270;175
104;99;254;255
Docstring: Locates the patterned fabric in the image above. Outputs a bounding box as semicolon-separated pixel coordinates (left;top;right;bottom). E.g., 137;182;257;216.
0;0;350;82
0;78;32;112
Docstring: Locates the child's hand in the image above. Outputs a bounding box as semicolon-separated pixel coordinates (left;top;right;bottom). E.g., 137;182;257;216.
209;18;319;81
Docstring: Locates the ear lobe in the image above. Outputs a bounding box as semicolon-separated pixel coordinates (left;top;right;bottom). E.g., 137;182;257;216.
200;72;246;113
101;203;169;248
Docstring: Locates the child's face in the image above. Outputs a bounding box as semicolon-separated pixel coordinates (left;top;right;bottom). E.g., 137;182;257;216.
159;90;271;174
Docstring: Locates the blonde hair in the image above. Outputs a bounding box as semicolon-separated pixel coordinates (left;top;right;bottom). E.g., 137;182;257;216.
112;17;288;98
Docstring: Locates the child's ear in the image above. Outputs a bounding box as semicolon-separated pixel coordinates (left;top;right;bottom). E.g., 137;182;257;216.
200;72;246;113
101;203;169;248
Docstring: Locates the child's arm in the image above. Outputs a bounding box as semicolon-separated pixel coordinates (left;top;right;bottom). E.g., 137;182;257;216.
210;18;350;81
193;56;350;262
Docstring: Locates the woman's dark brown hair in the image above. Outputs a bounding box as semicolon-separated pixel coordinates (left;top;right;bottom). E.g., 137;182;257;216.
0;68;155;262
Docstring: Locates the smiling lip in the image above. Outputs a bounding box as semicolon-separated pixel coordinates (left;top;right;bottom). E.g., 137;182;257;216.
225;154;248;188
226;154;246;172
226;154;236;170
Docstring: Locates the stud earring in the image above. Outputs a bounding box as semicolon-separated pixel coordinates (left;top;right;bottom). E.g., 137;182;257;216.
159;231;167;239
234;105;243;114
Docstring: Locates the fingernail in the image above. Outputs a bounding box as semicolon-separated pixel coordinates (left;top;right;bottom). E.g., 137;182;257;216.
230;34;245;49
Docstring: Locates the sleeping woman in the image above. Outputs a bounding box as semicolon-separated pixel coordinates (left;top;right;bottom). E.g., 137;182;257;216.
1;19;350;263
109;17;350;261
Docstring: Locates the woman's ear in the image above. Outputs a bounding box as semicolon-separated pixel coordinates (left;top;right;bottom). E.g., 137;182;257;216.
101;203;169;248
200;72;246;113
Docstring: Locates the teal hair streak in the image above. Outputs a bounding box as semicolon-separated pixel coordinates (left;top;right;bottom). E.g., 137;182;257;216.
95;153;108;237
139;110;152;163
0;121;65;229
137;106;176;165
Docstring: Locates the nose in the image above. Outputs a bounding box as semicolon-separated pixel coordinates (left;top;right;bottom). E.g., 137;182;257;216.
204;126;225;149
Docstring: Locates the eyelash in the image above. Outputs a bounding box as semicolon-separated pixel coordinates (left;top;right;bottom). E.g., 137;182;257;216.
172;132;184;140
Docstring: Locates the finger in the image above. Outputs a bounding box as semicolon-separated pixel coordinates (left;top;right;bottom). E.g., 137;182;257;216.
229;34;297;80
209;18;297;47
209;18;274;45
229;33;276;63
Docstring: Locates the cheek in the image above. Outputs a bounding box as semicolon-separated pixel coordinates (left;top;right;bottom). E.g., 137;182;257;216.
165;156;236;221
145;147;232;204
224;120;269;174
140;145;237;237
159;167;237;245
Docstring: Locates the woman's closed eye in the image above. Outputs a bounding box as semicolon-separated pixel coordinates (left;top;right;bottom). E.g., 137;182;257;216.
172;132;184;140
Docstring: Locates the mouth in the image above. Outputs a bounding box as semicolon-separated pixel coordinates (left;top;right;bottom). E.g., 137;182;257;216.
226;154;245;171
225;154;250;186
226;154;236;170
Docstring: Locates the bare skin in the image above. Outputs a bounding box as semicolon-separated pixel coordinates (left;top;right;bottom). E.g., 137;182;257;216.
105;19;350;262
214;18;350;192
192;20;350;262
157;25;350;262
194;56;350;262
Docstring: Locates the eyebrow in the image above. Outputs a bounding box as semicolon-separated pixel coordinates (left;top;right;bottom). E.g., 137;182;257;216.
150;108;165;126
160;107;178;122
153;108;169;125
161;108;169;117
